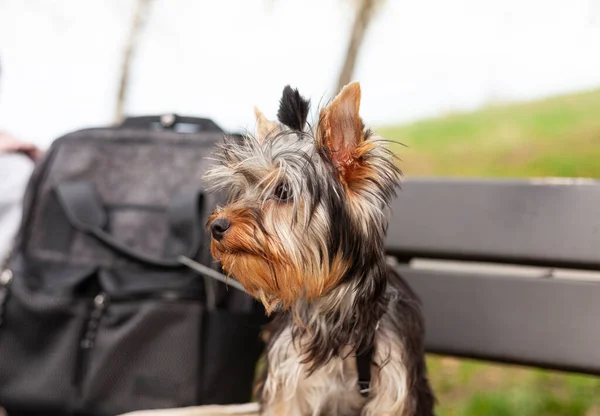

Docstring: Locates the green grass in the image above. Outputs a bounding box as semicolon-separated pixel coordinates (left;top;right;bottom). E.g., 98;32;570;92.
378;88;600;179
426;356;600;416
378;87;600;415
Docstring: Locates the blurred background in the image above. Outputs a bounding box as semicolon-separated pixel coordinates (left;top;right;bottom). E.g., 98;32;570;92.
1;0;600;414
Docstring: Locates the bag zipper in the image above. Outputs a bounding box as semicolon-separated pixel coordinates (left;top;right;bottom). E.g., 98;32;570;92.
80;293;108;350
0;268;13;328
73;291;108;404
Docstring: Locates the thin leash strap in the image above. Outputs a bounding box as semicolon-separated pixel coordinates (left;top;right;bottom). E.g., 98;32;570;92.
178;255;248;293
179;255;284;313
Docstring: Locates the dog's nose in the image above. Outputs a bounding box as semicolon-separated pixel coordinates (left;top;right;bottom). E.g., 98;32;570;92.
210;218;231;241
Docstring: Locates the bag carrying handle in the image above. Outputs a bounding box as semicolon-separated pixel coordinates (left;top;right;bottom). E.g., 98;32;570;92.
121;114;224;133
54;181;207;268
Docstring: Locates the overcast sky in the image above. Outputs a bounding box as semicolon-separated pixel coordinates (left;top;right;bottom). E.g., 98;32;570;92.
1;0;599;148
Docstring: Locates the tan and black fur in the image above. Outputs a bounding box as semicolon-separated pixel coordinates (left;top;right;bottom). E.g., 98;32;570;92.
202;82;435;416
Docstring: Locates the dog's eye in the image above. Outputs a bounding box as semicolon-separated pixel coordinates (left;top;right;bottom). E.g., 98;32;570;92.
273;182;293;202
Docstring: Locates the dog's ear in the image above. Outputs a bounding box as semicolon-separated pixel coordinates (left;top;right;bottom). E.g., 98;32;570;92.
317;82;363;171
254;107;280;142
277;85;310;131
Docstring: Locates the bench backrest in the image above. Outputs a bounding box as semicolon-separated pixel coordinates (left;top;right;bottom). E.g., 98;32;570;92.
385;178;600;375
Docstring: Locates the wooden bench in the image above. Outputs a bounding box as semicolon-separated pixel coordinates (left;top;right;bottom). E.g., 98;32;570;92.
386;177;600;375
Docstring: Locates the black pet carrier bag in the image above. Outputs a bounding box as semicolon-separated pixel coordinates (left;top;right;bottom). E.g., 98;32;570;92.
0;115;266;416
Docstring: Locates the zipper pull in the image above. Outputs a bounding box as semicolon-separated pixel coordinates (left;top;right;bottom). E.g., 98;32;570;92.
81;293;108;350
0;269;13;328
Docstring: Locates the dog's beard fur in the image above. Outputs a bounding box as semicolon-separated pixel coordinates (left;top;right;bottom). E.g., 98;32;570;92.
208;193;350;314
204;83;434;415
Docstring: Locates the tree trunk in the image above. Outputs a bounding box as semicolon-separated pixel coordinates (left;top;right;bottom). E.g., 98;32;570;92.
335;0;378;94
114;0;154;123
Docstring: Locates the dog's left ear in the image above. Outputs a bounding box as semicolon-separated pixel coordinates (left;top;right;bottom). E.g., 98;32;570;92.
254;106;280;142
277;85;310;131
317;81;363;171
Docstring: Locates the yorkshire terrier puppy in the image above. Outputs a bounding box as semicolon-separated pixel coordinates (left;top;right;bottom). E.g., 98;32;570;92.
204;82;435;416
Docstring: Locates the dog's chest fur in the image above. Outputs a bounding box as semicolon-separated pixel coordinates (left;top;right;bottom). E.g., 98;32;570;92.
256;273;432;416
261;327;367;416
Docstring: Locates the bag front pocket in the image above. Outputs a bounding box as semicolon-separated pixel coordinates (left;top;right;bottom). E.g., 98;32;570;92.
76;298;204;416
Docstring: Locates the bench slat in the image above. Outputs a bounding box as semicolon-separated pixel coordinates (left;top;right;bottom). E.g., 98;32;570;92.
386;178;600;270
399;266;600;375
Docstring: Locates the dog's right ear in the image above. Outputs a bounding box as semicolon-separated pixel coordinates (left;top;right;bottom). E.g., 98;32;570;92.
254;107;280;142
317;81;363;172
